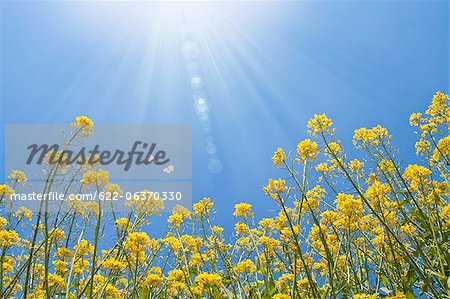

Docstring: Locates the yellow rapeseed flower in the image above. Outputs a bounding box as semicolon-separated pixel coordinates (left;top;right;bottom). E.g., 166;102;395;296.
235;259;256;273
233;203;253;219
71;115;94;137
272;148;286;168
8;170;27;185
307;113;333;136
296;139;319;163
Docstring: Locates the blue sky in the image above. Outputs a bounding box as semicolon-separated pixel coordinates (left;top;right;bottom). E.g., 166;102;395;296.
1;1;449;235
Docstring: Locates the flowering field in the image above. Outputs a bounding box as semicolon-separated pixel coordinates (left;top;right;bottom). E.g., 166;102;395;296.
0;92;449;299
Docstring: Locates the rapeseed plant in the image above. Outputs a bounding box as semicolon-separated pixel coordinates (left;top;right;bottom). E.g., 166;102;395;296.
0;92;448;298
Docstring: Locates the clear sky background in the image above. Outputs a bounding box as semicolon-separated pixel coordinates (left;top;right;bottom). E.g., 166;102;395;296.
1;1;449;236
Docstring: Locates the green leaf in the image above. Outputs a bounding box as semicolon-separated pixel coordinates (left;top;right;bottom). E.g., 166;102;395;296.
405;292;417;299
139;288;150;299
381;276;389;288
224;288;237;299
380;287;392;295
